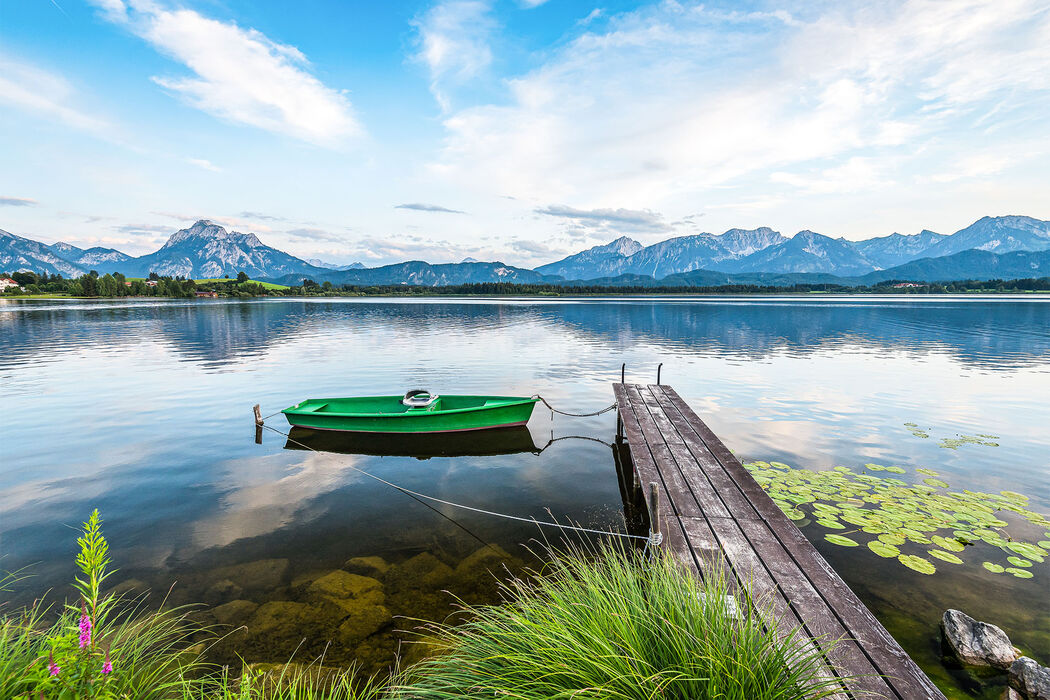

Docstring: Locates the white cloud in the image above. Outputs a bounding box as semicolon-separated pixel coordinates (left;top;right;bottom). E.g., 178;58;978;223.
90;0;361;146
0;55;111;135
412;1;495;111
187;157;221;172
429;0;1050;216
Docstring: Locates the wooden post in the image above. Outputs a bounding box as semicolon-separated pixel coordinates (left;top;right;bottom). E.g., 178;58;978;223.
657;362;663;385
621;362;626;384
647;481;663;546
253;404;263;426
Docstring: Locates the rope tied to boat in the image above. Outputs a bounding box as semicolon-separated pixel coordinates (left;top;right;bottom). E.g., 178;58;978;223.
533;395;617;418
255;420;653;544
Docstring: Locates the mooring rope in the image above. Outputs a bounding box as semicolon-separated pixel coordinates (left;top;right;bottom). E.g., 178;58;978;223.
533;395;618;418
257;421;651;543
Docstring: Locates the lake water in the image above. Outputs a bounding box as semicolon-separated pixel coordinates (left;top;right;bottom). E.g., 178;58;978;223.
2;296;1048;697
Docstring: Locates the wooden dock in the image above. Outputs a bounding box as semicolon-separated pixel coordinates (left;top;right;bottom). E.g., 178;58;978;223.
614;383;947;700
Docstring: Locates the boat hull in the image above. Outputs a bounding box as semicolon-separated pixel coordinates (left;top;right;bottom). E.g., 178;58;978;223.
282;395;538;434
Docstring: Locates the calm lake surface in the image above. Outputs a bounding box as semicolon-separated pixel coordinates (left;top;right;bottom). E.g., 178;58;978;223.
2;296;1048;696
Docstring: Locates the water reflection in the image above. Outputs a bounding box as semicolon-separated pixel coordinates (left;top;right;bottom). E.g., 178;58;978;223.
284;425;540;458
2;297;1048;696
3;297;1050;372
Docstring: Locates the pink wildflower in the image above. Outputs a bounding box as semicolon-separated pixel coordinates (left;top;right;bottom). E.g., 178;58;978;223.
102;652;113;675
79;608;92;649
48;651;60;677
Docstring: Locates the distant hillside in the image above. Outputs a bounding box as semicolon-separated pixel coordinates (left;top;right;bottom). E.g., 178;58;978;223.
534;236;642;279
721;230;875;275
852;229;946;268
1;229;87;277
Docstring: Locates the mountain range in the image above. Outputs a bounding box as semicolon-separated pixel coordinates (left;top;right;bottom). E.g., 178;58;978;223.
2;215;1049;288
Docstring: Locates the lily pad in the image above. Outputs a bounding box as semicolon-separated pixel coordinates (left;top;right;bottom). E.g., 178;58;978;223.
929;550;963;564
816;518;845;530
931;535;965;552
923;478;949;488
899;554;936;575
1006;568;1033;579
825;534;859;547
884;466;906;474
1006;556;1032;568
982;562;1005;574
868;540;900;558
916;468;939;476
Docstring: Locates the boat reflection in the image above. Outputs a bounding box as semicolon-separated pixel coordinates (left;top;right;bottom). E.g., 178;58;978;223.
283;425;541;459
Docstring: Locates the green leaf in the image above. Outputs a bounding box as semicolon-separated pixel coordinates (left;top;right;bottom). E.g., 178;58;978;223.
929;550;962;564
923;478;949;488
898;554;936;574
825;534;859;547
1006;568;1033;579
868;540;900;558
982;562;1005;573
884;466;906;474
816;518;845;530
1006;556;1032;568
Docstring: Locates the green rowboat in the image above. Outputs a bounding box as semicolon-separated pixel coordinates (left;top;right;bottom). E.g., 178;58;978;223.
282;391;538;434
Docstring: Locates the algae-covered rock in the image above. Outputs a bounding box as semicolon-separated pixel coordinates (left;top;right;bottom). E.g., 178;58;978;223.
211;599;258;626
203;578;243;606
242;601;329;657
1001;687;1024;700
384;552;454;593
211;558;289;593
337;604;391;646
306;571;385;611
452;545;523;602
345;556;390;578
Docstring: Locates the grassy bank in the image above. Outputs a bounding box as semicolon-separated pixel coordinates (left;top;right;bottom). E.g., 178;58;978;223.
2;513;845;699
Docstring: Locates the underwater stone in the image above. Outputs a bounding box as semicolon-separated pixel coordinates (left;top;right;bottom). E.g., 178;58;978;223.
385;552;454;591
1010;657;1050;700
941;609;1020;670
211;599;258;625
107;578;148;598
344;556;390;578
203;578;243;606
336;604;391;646
306;571;385;611
243;601;330;657
211;558;289;592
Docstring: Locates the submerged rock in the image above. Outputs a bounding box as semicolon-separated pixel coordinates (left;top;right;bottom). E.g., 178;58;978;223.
941;609;1020;670
345;556;390;578
243;601;329;657
107;578;148;598
1010;657;1050;700
306;571;385;611
203;578;243;606
211;558;289;593
211;599;258;626
384;552;454;592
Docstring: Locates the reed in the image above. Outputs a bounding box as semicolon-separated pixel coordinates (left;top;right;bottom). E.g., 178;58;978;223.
391;541;848;700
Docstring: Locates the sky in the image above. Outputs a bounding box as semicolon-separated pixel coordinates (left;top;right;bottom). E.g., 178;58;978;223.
1;0;1049;267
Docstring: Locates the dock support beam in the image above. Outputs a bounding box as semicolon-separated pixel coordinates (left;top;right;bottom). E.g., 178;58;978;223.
647;481;663;546
253;404;263;426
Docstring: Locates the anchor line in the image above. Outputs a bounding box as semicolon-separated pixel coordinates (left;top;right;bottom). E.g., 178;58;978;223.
533;396;618;418
257;421;650;543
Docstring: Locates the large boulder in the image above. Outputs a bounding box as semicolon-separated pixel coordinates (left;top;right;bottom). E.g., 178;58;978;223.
941;609;1020;670
1009;657;1050;700
242;601;330;657
1001;687;1024;700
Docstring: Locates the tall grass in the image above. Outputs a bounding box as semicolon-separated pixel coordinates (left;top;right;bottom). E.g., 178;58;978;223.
391;542;848;700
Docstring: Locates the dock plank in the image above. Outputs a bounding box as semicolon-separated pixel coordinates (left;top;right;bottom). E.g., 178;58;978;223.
614;383;947;700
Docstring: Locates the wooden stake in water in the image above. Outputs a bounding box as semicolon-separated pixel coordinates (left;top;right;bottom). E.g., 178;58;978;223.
253;404;263;426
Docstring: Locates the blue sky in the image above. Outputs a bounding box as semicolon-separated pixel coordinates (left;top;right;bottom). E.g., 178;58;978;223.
1;0;1048;266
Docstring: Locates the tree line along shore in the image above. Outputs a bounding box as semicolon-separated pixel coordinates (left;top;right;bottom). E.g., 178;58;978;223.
3;269;1050;299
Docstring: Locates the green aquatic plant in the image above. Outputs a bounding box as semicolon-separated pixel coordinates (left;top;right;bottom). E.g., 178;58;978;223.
939;435;1000;449
392;542;850;700
745;461;1050;580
